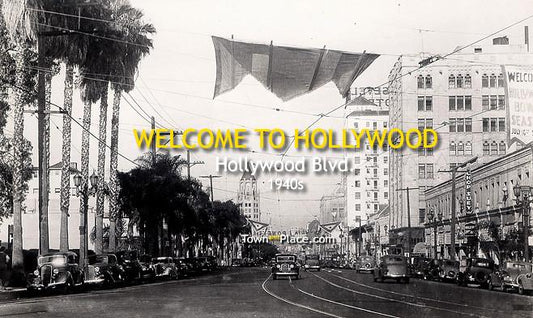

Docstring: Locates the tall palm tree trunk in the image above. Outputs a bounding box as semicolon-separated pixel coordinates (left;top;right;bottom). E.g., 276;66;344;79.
40;60;52;255
59;64;74;252
11;48;26;270
79;99;92;270
108;88;121;252
95;84;108;254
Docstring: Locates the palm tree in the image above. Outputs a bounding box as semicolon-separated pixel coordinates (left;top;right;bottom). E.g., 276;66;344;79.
107;1;154;252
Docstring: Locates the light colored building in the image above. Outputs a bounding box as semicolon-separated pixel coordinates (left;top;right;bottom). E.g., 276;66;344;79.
319;181;346;225
345;96;389;229
237;168;260;221
0;162;100;251
388;37;533;242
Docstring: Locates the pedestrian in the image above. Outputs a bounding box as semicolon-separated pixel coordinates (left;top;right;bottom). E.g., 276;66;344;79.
0;246;10;290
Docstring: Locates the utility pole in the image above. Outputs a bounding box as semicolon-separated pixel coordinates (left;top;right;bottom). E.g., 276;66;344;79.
200;175;221;202
185;150;204;181
151;116;156;166
438;156;478;261
396;187;418;257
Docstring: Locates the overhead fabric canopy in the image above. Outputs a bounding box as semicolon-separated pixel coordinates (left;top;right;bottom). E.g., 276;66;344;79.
212;36;380;101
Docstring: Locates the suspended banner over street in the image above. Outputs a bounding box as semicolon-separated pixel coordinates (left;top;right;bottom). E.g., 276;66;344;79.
247;218;269;234
212;36;379;101
502;65;533;146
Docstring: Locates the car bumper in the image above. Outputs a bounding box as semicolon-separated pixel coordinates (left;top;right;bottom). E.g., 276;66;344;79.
273;271;299;276
384;274;409;278
28;281;67;290
84;278;106;285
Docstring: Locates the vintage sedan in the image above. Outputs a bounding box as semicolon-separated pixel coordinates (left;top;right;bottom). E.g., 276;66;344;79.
139;254;156;280
439;259;460;282
456;258;495;287
489;261;533;294
86;254;125;287
303;254;321;271
28;252;84;292
272;254;300;280
373;255;410;283
116;250;143;283
152;257;179;280
355;255;377;273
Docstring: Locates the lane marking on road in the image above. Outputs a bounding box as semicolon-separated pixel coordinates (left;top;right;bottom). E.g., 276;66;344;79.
261;274;345;318
329;273;504;313
288;277;399;318
311;273;487;318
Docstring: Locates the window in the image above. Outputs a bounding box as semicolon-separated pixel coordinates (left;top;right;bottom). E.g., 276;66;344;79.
355;180;361;187
384;168;389;175
465;74;472;88
457;96;464;110
483;118;489;132
425;75;432;88
354;122;359;129
355;204;361;211
490;118;497;132
450;141;456;155
427;164;434;179
374;192;378;200
449;75;456;88
499;141;506;154
498;74;504;87
417;75;424;89
465;96;472;110
426;118;433;128
457;118;465;132
489;74;496;87
490;95;497;110
55;188;60;193
373;122;377;130
354;169;360;176
482;95;489;110
355;192;361;199
465;141;473;155
449;118;457;132
498;95;505;109
456;74;463;88
457;141;464;156
449;96;456;111
498;118;505;132
384;156;388;164
418;96;424;111
465;118;472;132
383;122;388;128
482;74;488;87
384;180;388;187
491;141;498;155
419;164;426;179
483;141;490;155
384;192;389;199
425;96;433;111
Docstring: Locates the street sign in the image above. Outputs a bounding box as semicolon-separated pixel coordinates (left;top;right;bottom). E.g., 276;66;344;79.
464;222;476;237
465;169;473;214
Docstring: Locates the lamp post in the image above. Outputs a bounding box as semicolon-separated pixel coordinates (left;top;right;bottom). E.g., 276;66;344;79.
74;170;98;276
427;207;442;259
513;185;532;263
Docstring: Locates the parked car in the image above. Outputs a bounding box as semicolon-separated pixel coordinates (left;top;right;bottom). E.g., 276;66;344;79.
196;256;217;271
439;259;460;282
373;255;410;283
86;254;125;287
303;254;321;271
184;258;202;275
139;254;156;281
231;258;243;267
456;258;495;288
489;261;533;294
272;254;300;280
409;257;430;278
424;259;443;281
116;250;143;283
28;252;84;293
354;255;376;273
174;258;191;277
152;257;179;280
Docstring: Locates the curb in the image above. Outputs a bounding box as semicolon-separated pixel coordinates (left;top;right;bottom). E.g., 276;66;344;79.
0;289;26;301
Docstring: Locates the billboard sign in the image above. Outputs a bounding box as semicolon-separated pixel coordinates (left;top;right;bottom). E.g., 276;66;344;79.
465;169;473;214
502;65;533;146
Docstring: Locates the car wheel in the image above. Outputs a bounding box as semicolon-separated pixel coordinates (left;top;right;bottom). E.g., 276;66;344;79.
518;282;524;295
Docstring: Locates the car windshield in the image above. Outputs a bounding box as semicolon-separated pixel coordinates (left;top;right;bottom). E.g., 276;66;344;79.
276;255;296;262
306;255;319;260
38;255;66;267
443;260;457;266
155;258;170;263
90;255;109;264
473;260;491;268
384;256;404;264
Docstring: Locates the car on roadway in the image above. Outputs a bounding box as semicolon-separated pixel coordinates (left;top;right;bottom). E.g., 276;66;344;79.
116;250;143;283
354;255;377;273
174;258;192;277
272;254;300;280
373;254;410;283
303;254;321;271
439;259;460;282
86;253;125;287
456;257;495;288
409;256;431;278
489;261;533;294
152;257;179;280
28;251;85;293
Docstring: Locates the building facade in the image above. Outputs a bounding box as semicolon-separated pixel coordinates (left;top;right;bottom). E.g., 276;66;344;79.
424;144;533;262
388;39;533;241
237;169;260;221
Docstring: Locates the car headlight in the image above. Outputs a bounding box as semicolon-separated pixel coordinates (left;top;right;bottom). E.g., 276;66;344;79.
276;264;281;269
53;268;59;275
95;267;100;274
289;264;294;269
33;270;39;276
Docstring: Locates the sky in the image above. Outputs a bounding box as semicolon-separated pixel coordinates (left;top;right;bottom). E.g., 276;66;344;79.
7;0;533;230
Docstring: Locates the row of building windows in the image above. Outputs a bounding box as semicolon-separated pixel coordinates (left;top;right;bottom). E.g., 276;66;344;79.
449;141;473;156
417;96;433;111
355;203;382;212
449;118;473;132
418;163;434;179
448;74;472;89
482;118;506;132
354;191;389;200
481;74;504;88
417;75;432;89
418;73;504;91
481;95;505;110
354;179;389;188
482;141;506;156
449;96;472;111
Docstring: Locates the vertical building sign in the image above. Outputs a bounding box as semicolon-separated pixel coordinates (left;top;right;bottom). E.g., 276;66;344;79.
465;169;472;214
502;65;533;146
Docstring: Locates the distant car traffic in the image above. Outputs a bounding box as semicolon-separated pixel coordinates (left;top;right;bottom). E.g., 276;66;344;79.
354;255;376;273
28;252;85;293
303;254;321;271
373;255;410;283
272;254;300;280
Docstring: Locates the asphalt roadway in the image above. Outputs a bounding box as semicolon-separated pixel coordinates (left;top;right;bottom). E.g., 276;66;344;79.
0;267;532;317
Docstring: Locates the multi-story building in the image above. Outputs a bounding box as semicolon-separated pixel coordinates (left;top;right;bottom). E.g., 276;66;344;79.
319;181;346;225
237;169;260;221
388;37;533;253
0;162;98;251
345;96;389;229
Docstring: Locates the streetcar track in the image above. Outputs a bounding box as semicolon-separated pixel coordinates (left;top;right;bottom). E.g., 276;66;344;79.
311;272;487;318
288;277;400;318
261;274;345;318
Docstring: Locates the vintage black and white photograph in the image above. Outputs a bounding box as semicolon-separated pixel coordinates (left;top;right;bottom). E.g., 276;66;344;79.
0;0;532;317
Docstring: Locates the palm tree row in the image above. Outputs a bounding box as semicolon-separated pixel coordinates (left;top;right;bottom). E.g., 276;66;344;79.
1;0;154;272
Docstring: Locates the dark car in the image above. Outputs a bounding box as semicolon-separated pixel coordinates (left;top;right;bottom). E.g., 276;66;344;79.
409;257;430;278
196;256;217;272
231;258;243;267
174;258;191;277
139;254;156;281
303;254;321;271
152;257;179;280
489;261;533;294
373;255;410;283
28;252;84;292
86;254;125;287
355;255;377;273
272;254;299;280
439;259;460;282
423;259;443;281
116;250;143;283
457;258;495;288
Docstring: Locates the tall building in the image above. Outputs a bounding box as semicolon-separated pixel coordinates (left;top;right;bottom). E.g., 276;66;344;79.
237;169;260;221
319;181;346;225
345;96;389;229
388;37;533;240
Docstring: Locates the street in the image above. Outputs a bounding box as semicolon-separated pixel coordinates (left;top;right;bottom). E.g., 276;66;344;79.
1;267;531;318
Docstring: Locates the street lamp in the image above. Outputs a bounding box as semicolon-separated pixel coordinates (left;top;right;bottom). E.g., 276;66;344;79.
74;170;98;276
426;207;443;259
513;184;532;263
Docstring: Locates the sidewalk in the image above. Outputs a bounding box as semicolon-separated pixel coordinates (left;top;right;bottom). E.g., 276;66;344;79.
0;287;26;301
